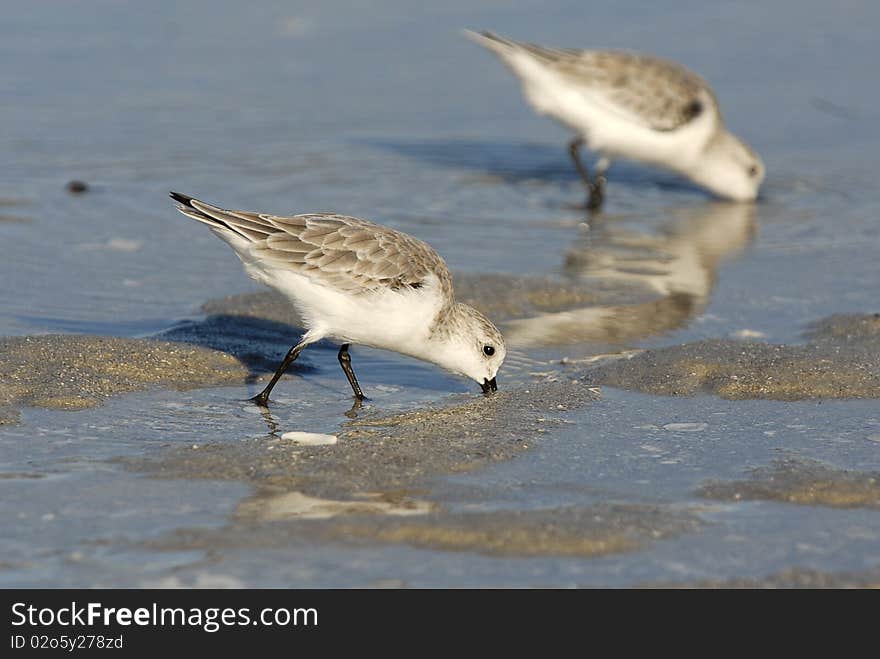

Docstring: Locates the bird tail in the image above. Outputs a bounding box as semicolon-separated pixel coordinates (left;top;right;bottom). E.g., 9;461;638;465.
464;29;567;66
169;192;274;243
462;29;521;56
169;191;224;227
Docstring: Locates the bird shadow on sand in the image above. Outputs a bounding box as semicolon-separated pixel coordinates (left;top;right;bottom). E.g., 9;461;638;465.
360;137;705;196
159;314;317;385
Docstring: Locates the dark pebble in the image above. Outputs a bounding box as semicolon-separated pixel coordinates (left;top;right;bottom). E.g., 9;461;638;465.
66;180;88;194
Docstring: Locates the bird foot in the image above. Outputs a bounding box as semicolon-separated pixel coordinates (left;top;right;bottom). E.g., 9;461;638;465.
249;393;271;408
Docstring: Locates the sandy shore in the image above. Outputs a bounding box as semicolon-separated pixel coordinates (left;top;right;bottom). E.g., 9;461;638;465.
587;314;880;400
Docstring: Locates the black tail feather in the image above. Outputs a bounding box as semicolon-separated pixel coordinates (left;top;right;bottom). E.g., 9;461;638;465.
169;191;197;208
169;191;246;238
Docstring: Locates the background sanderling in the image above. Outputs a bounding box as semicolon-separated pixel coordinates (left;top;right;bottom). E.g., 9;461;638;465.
465;30;765;208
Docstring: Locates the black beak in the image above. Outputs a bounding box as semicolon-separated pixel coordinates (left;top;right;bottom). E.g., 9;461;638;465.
481;377;498;394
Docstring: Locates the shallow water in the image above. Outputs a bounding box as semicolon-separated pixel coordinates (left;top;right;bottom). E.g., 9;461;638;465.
2;0;880;587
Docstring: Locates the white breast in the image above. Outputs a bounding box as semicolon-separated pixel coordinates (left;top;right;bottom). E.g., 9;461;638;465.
237;245;445;357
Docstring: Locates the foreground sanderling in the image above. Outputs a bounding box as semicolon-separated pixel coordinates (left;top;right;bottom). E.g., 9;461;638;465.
465;30;764;208
170;192;506;405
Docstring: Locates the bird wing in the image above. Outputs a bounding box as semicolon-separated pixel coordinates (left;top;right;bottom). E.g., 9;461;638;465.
473;32;714;132
173;194;452;296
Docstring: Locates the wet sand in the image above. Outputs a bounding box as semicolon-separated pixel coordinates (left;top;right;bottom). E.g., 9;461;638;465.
127;377;599;501
0;335;248;416
587;314;880;400
698;458;880;510
147;503;701;558
658;566;880;589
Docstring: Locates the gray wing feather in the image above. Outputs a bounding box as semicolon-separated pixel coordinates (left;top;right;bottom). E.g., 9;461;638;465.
548;49;713;131
180;198;452;296
474;32;713;132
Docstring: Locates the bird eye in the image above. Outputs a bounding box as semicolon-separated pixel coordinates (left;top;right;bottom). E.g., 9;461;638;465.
748;165;759;177
482;345;495;357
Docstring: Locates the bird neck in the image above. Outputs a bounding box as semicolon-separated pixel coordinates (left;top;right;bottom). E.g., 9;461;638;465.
428;301;469;341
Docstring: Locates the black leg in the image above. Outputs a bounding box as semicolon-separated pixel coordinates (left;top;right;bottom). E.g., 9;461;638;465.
337;344;366;401
590;159;608;212
568;137;591;186
568;137;605;211
250;342;306;407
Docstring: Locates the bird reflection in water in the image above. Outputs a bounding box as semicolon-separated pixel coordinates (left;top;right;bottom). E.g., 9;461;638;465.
505;201;756;348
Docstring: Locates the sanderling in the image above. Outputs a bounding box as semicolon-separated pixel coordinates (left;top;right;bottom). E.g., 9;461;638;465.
465;30;764;209
170;192;506;406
